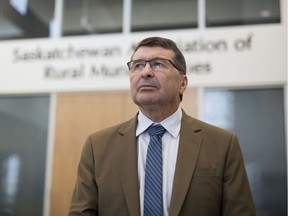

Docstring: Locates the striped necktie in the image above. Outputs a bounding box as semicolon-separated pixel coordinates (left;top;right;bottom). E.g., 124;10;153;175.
144;124;166;216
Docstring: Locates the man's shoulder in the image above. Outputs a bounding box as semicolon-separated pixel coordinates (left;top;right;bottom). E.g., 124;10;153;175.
182;111;234;137
90;115;137;138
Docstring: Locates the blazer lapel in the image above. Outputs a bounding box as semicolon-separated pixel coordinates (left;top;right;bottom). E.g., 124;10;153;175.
116;117;141;216
169;112;203;216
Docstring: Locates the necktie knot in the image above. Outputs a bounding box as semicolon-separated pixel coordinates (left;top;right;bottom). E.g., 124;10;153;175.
148;124;166;138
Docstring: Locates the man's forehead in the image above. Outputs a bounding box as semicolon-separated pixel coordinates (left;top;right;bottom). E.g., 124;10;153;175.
132;46;174;59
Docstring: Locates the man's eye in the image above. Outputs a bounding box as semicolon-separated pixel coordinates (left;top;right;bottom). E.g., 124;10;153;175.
134;63;145;70
152;61;164;69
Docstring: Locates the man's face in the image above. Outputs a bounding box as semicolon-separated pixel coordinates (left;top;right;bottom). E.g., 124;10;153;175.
129;46;187;110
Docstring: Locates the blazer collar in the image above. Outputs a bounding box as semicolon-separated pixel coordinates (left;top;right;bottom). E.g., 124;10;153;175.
116;111;203;216
169;111;203;216
116;115;141;216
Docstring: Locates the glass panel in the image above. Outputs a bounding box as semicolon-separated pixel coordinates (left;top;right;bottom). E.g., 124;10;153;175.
206;0;281;27
62;0;123;36
0;96;50;215
0;0;55;40
131;0;198;32
202;88;286;215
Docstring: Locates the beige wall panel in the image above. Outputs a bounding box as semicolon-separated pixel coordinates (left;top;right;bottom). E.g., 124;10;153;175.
181;88;198;117
50;89;198;216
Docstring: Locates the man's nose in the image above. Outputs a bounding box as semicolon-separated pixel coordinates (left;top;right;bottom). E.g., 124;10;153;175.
141;63;154;78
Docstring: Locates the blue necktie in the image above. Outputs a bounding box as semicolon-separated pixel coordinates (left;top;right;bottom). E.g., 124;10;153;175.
144;124;166;216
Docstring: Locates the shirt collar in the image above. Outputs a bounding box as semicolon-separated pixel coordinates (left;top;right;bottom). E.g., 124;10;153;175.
136;107;182;138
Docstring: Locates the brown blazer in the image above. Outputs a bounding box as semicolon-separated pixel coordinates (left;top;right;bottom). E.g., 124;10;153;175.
69;110;256;216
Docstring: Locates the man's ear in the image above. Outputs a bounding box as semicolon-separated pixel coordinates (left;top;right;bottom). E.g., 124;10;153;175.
180;75;188;95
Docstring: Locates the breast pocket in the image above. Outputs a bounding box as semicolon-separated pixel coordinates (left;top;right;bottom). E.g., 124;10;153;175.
193;167;216;178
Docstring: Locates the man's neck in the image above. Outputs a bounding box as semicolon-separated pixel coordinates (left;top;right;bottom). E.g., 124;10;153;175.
139;105;180;123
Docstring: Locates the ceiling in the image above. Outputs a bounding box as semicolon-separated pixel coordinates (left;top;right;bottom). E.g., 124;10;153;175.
0;0;281;40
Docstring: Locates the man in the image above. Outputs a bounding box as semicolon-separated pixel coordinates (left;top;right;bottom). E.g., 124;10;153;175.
69;36;256;216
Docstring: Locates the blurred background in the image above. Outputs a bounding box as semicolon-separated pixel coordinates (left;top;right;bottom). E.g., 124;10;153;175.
0;0;286;215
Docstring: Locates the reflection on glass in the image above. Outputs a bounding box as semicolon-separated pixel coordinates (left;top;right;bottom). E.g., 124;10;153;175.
202;88;286;216
0;154;21;215
202;91;235;130
62;0;123;36
206;0;280;27
0;96;49;215
0;0;55;40
131;0;198;31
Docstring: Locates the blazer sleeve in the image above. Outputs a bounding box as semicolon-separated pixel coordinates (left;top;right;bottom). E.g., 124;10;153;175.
221;134;256;216
68;136;98;216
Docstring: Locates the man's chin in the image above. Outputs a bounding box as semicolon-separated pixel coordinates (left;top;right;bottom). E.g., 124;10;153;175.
133;97;158;106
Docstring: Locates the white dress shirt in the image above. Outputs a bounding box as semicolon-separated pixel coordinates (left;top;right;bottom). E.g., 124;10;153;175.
136;107;182;216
